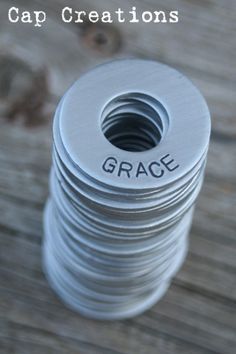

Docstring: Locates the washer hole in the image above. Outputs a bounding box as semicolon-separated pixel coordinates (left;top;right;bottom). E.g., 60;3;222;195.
101;93;169;152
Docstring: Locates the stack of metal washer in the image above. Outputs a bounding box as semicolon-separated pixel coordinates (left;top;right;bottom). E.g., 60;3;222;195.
43;59;211;320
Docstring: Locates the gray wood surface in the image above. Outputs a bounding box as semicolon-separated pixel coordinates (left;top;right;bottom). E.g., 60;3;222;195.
0;0;235;353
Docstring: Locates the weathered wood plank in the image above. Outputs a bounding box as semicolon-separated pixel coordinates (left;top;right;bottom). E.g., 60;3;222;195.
0;0;236;353
1;0;236;133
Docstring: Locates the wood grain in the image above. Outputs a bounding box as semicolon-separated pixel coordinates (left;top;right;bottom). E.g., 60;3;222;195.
0;0;235;353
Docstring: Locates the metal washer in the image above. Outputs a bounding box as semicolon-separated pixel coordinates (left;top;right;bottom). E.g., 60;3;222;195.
56;59;210;191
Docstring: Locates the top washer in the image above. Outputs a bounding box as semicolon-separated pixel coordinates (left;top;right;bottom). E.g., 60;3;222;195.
55;59;211;191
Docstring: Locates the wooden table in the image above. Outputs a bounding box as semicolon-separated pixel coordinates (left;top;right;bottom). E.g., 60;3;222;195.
0;1;235;353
